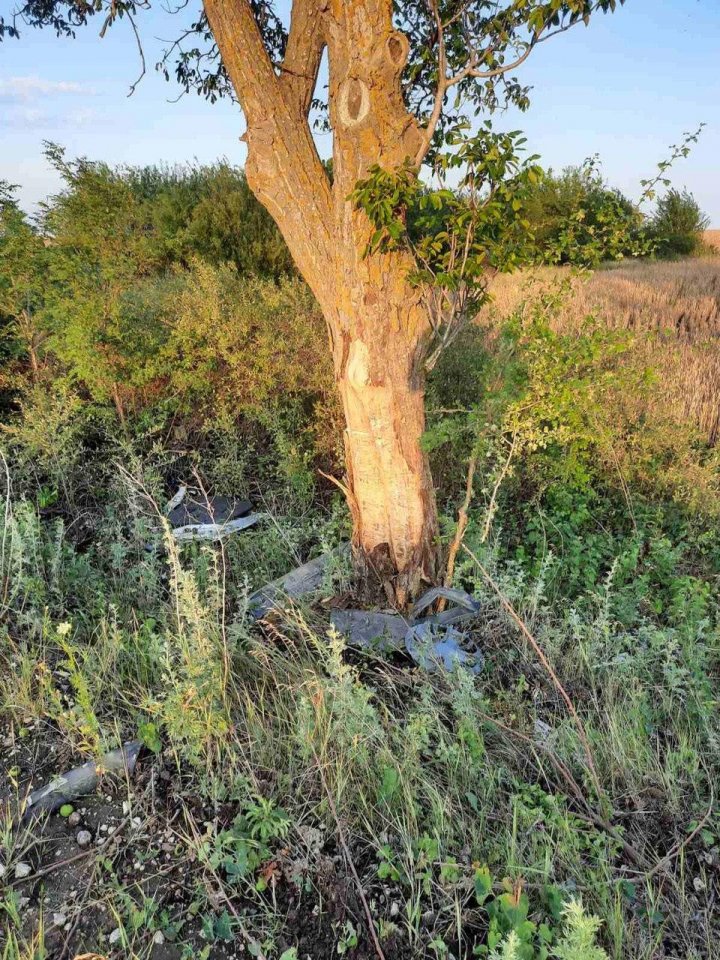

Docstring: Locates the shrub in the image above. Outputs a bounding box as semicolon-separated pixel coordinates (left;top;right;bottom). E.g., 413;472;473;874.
523;161;644;266
650;188;710;257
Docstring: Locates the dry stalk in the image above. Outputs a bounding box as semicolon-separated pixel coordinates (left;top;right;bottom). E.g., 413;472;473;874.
462;544;604;800
437;452;477;613
312;746;387;960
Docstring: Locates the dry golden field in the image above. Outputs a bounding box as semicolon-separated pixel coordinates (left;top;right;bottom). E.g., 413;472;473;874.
705;229;720;251
485;258;720;444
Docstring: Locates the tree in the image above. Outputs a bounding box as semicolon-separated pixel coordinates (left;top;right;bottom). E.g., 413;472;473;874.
0;182;48;390
524;160;643;266
127;162;294;277
4;0;626;603
37;145;162;425
650;188;710;258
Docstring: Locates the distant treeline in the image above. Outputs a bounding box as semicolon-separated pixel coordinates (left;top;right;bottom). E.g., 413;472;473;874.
0;145;711;436
526;160;710;265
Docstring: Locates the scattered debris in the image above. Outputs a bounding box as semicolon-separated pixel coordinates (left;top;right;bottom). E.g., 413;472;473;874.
405;623;481;673
534;719;554;743
329;610;407;650
249;545;349;618
22;741;142;821
249;551;482;675
331;586;484;675
166;485;260;543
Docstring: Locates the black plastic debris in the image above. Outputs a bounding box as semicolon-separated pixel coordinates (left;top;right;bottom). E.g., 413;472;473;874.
168;492;253;527
165;486;260;543
331;586;484;675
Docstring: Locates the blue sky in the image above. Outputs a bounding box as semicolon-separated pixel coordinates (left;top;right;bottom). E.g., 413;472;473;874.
1;0;718;223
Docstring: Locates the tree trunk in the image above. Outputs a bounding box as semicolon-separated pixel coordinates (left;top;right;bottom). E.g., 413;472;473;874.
202;0;440;601
337;330;438;605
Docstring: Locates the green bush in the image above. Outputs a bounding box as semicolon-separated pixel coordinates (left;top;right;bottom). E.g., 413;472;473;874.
522;162;644;266
649;188;710;258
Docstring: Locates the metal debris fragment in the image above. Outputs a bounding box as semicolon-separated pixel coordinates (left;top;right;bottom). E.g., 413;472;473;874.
249;545;350;618
330;586;484;675
22;741;142;821
166;485;260;543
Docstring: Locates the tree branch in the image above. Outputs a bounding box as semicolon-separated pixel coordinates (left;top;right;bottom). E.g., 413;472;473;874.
203;0;281;125
281;0;326;116
203;0;335;301
415;0;608;167
414;0;446;166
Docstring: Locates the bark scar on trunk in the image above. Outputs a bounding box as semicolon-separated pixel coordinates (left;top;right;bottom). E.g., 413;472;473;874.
338;77;371;127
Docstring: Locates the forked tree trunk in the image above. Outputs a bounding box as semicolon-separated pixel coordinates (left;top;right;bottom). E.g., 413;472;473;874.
203;0;440;602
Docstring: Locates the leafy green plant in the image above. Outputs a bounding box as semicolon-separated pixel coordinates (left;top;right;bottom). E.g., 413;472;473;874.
650;188;710;258
523;158;646;267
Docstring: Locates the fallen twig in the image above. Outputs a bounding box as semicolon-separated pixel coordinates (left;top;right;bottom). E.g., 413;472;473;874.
476;709;648;872
637;781;715;882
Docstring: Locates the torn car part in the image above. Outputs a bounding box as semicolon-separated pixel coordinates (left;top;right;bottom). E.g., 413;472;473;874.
163;485;260;543
330;586;484;675
171;514;260;542
22;741;142;821
249;545;349;619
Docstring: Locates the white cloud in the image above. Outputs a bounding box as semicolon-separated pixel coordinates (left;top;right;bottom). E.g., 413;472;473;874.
5;106;51;129
4;104;97;130
0;75;93;102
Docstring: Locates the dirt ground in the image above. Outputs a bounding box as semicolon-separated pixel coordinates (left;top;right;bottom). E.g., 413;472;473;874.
1;722;414;960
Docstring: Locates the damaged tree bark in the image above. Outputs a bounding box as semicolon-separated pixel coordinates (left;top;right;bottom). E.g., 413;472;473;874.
203;0;439;604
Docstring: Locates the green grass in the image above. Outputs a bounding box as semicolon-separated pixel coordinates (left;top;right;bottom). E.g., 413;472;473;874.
1;464;717;957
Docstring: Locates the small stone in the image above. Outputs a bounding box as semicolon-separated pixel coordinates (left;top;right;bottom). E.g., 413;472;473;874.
68;811;82;828
52;913;67;927
0;863;6;879
153;931;165;945
693;876;706;893
14;862;32;879
76;830;92;848
108;927;122;945
132;816;142;828
389;901;400;918
18;896;30;910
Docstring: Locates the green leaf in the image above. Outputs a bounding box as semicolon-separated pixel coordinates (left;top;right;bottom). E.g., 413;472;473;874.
474;865;493;904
